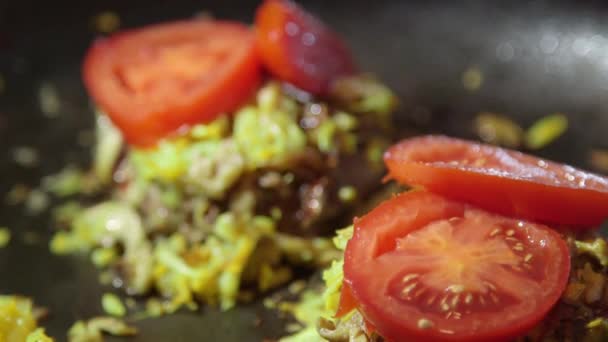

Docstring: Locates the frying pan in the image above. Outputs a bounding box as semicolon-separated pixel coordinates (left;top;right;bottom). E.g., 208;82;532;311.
2;0;608;340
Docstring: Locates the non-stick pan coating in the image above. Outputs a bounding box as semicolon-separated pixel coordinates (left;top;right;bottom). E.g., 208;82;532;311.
2;0;608;340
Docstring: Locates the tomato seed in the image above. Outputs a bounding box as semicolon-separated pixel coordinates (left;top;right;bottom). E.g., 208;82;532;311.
402;283;417;295
451;294;460;307
447;284;465;293
402;274;419;283
417;318;434;329
465;293;473;304
483;281;497;291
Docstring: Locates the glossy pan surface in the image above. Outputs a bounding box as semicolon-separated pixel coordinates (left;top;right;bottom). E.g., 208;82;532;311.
1;0;608;340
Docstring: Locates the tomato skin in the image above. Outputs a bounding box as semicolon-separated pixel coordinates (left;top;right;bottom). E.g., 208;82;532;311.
343;191;570;342
83;20;261;147
255;0;356;95
384;135;608;227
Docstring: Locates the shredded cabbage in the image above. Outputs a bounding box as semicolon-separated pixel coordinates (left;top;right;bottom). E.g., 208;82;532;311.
0;227;10;248
68;317;136;342
50;78;396;322
280;326;324;342
50;201;145;255
279;226;353;341
50;201;154;293
234;83;307;169
129;115;233;185
101;293;126;317
330;75;398;117
188;115;229;140
332;225;353;251
0;296;53;342
576;238;608;267
321;225;352;315
42;166;90;197
130;139;191;182
153;213;276;311
94;113;124;183
525;113;568;150
585;318;608;341
184;140;244;199
25;328;53;342
474;112;524;148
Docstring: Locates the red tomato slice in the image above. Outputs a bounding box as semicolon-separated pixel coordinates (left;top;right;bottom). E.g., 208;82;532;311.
343;191;570;342
336;282;357;317
255;0;356;95
83;20;261;147
384;135;608;227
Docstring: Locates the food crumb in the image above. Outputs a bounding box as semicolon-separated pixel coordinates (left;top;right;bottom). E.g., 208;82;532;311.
338;186;357;203
270;207;282;220
586;317;605;329
12;146;39;168
589;149;608;173
288;280;307;295
474;112;523;148
285;322;303;333
5;183;30;205
68;316;137;340
91;248;118;268
0;228;11;248
38;82;61;117
42;166;88;197
462;66;483;92
102;293;127;317
25;189;49;215
93;11;121;33
263;297;278;309
525;113;568;150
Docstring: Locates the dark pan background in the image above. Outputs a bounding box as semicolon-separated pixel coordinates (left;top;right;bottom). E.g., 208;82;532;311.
2;0;608;340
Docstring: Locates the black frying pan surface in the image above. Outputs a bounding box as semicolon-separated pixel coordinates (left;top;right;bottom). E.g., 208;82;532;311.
2;0;608;340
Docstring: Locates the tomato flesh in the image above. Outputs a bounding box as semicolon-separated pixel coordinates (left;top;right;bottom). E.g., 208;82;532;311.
255;0;356;94
343;191;570;342
83;20;261;147
384;135;608;227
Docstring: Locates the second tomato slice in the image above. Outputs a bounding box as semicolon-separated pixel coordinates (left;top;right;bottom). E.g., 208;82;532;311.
384;135;608;227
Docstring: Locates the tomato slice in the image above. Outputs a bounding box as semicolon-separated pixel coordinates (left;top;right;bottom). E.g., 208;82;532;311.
343;191;570;342
83;20;261;147
384;135;608;227
255;0;356;95
336;281;357;317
